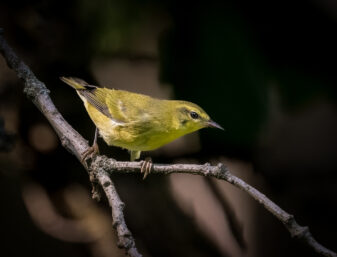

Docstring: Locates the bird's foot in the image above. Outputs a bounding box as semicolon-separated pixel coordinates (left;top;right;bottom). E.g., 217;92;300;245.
82;143;101;201
140;157;153;180
81;143;100;166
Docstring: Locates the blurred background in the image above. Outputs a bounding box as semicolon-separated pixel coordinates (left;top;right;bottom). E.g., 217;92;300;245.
0;0;337;256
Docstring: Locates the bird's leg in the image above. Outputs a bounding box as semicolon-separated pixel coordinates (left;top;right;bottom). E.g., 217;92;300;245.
140;157;153;180
81;127;101;201
81;127;100;164
130;150;141;162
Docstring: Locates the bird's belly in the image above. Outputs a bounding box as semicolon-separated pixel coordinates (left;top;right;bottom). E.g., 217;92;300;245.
101;125;181;151
103;129;175;151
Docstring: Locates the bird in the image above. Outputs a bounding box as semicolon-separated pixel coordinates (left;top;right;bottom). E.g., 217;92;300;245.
60;77;223;178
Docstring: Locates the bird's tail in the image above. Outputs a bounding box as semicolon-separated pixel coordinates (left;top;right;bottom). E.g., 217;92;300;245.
60;77;90;90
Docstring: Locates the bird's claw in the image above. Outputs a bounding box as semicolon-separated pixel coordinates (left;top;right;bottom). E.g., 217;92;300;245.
140;157;153;180
81;143;100;165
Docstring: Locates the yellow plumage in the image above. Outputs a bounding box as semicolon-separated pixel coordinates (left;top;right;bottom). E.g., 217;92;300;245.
60;77;223;161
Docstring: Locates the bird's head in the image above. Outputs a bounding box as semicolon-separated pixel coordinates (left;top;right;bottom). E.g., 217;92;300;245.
173;101;224;133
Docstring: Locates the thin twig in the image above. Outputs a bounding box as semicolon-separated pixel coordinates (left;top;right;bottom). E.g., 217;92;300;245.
0;29;142;257
1;28;336;257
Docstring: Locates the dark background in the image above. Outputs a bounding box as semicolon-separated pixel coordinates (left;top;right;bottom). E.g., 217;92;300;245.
0;0;336;257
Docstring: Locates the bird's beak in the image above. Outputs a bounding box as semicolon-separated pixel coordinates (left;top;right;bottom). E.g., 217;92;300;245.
206;120;224;130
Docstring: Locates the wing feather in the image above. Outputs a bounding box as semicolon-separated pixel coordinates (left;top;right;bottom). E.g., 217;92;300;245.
105;89;157;124
78;87;127;125
79;89;112;118
79;86;162;126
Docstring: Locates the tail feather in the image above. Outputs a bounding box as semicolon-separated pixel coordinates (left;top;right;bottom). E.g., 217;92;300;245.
60;77;94;90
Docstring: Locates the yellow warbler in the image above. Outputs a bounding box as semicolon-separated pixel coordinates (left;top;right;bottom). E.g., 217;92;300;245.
60;77;223;176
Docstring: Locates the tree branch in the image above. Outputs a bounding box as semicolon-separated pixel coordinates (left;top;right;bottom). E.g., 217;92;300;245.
92;157;337;257
0;29;141;257
1;28;336;257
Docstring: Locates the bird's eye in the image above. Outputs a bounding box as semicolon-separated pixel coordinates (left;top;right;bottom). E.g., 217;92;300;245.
190;111;199;119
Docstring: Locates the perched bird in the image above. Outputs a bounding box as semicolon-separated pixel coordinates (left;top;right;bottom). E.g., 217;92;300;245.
60;77;223;178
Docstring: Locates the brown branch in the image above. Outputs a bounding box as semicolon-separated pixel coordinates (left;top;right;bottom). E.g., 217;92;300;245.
96;171;139;254
0;28;142;257
92;157;337;257
1;28;336;257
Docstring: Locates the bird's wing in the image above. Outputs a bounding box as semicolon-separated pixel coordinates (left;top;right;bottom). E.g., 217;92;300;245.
80;86;159;125
79;88;111;118
105;89;155;124
78;87;127;124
